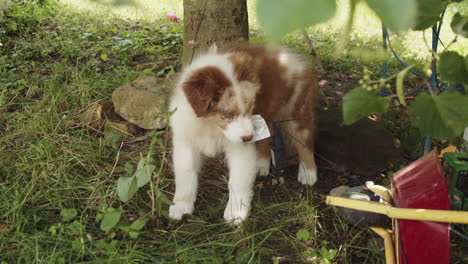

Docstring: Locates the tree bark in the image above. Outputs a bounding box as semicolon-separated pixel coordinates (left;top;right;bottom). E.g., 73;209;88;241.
182;0;249;65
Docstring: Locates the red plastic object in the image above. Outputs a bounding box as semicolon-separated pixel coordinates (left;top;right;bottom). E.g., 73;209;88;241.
392;149;450;264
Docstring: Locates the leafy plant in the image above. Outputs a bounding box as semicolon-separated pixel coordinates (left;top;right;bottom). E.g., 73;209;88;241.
302;244;338;264
117;132;159;203
97;206;123;232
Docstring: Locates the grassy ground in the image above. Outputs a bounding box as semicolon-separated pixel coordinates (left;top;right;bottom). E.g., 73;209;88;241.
1;0;467;263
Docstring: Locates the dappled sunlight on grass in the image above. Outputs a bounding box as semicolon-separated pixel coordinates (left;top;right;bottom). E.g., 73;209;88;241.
60;0;183;20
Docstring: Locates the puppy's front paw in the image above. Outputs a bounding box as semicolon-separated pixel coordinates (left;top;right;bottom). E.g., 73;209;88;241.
169;201;194;220
256;158;271;176
298;164;317;185
223;200;250;226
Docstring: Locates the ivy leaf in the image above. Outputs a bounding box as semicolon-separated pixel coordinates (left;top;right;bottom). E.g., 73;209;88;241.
60;208;78;222
342;86;390;125
296;229;311;241
413;0;446;30
439;51;467;84
117;175;138;203
257;0;336;41
100;207;123;232
410;90;468;140
365;0;417;32
451;13;468;38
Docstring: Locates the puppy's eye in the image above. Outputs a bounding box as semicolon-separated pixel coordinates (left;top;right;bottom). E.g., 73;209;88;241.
222;113;234;120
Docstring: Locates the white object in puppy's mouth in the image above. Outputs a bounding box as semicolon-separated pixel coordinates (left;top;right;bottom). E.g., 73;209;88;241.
221;115;270;143
251;115;270;142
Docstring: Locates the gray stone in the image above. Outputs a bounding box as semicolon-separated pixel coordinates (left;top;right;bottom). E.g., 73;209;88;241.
112;75;173;129
329;185;351;196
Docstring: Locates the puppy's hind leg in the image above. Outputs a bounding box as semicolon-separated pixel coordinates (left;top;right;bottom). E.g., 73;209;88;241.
169;138;201;220
289;122;317;186
256;138;271;176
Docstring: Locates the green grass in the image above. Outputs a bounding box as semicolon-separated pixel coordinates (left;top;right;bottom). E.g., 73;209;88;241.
1;0;467;263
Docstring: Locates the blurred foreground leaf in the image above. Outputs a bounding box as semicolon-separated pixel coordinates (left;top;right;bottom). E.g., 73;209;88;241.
343;86;390;125
366;0;417;31
439;51;467;84
257;0;336;41
410;90;468;140
451;13;468;38
413;0;446;30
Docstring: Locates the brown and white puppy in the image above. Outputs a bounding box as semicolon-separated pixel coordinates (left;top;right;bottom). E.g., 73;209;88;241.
169;42;318;225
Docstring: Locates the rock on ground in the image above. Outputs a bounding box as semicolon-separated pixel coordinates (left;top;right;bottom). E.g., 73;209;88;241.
112;75;173;130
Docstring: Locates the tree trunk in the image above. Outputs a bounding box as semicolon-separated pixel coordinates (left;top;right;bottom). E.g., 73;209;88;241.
182;0;249;65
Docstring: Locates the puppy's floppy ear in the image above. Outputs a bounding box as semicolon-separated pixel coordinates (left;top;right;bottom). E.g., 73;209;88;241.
182;66;232;116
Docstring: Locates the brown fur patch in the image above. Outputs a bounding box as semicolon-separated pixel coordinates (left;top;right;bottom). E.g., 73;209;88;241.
228;53;260;83
182;66;232;117
221;42;318;164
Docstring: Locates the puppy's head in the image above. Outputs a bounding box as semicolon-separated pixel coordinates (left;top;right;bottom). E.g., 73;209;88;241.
182;58;259;143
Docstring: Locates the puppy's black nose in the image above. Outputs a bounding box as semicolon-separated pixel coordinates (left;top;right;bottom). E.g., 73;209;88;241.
241;135;253;142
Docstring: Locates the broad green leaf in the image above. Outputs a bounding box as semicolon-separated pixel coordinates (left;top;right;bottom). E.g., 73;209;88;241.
124;161;135;177
135;157;155;188
439;51;467;84
71;239;83;251
117;175;138;202
129;218;148;231
60;208;78;222
413;0;446;30
342;86;390;125
158;191;175;206
100;207;123;232
410;91;468;140
296;229;310;241
257;0;336;40
451;13;468;38
366;0;417;31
